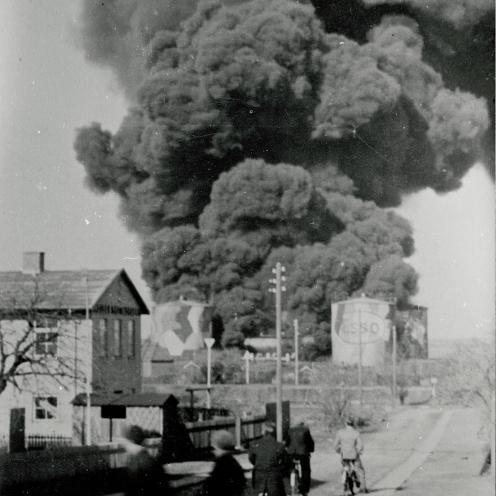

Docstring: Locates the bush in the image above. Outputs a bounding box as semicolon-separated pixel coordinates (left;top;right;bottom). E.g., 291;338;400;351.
199;349;245;384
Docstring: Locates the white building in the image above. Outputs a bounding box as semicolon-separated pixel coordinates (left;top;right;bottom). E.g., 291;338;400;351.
0;252;149;446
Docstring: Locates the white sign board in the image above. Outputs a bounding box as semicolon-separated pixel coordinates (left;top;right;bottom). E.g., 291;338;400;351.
332;297;393;366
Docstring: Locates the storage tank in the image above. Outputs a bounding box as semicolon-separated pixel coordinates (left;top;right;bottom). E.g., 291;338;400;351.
331;296;393;366
394;305;428;359
150;299;212;357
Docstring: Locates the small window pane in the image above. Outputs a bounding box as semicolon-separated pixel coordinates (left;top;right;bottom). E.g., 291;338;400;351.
35;332;58;355
97;319;107;357
113;320;122;357
34;397;57;420
127;320;135;358
43;318;58;328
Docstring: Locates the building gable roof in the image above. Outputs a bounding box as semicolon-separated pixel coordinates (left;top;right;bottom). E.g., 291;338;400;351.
0;269;149;314
72;392;175;407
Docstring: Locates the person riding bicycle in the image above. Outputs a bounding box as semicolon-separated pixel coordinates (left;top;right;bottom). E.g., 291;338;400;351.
334;417;368;494
286;421;314;495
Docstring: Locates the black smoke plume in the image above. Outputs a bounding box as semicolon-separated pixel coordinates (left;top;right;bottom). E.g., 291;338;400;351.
75;0;492;351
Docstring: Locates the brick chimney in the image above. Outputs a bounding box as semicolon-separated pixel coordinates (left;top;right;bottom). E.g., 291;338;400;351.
22;252;45;274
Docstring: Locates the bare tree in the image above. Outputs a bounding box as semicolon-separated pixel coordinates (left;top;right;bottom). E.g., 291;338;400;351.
440;339;495;440
0;279;91;397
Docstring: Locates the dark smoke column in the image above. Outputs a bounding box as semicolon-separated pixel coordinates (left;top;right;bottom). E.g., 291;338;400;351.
74;0;491;355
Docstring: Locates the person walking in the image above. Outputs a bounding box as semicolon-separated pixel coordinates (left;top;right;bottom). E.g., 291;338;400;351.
122;424;170;496
199;430;246;496
249;422;291;496
334;417;368;493
286;421;315;495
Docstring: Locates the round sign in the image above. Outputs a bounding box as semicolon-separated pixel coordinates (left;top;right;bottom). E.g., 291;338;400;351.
337;310;387;344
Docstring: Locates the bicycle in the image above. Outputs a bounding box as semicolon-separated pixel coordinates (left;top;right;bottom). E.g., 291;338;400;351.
341;458;360;496
290;456;302;496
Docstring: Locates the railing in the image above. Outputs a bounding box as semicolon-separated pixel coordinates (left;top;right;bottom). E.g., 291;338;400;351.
140;413;265;456
0;413;265;495
179;406;232;422
0;444;124;487
186;414;265;452
27;434;73;450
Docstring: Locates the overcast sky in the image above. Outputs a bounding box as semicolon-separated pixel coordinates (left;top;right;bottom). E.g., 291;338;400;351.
0;0;493;342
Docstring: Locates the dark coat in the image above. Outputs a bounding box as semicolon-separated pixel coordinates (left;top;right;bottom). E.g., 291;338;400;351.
125;446;170;496
249;434;291;496
286;423;315;456
201;453;246;496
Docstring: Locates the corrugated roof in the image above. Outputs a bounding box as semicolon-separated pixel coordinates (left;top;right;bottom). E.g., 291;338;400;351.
0;269;149;313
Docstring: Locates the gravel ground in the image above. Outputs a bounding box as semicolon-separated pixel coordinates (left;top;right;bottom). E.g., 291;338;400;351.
114;406;492;495
392;408;493;496
308;406;443;495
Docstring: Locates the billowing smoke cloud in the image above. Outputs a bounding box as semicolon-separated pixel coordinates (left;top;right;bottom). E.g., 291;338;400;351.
363;0;493;29
75;0;492;351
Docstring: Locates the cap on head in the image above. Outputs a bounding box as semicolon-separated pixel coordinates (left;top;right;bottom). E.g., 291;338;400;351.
212;430;235;451
263;422;276;435
123;424;145;445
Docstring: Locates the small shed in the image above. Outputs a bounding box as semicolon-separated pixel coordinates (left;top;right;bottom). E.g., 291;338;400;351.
72;392;175;444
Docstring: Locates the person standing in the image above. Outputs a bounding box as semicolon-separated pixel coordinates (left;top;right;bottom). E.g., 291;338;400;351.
249;422;291;496
122;424;170;496
200;430;246;496
334;417;368;493
286;421;315;495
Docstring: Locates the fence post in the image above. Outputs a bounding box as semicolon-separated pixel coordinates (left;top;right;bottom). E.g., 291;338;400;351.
235;416;242;448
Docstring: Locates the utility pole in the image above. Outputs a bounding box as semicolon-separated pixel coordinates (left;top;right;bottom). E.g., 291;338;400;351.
392;324;397;407
243;351;252;385
358;296;363;411
492;328;495;485
83;272;91;445
390;297;398;408
269;262;286;442
294;319;299;386
204;338;215;408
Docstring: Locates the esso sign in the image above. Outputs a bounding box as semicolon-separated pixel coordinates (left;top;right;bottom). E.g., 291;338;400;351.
337;310;387;344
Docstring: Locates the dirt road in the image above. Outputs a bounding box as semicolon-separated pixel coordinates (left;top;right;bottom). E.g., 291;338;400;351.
308;407;492;496
158;405;492;496
386;408;492;496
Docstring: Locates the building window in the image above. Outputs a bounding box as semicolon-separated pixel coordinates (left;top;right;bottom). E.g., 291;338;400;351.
35;332;58;355
34;396;57;419
113;319;122;357
97;319;107;357
127;320;136;358
41;317;58;328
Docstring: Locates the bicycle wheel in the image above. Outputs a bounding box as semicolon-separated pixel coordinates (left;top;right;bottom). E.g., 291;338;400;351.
290;467;299;496
345;469;356;496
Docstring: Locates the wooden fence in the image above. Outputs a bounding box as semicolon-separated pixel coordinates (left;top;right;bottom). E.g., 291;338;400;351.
0;413;264;495
185;414;265;452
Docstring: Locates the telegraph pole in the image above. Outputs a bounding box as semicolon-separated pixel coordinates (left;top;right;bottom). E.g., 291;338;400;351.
358;297;363;410
492;328;495;485
390;297;398;407
269;262;286;442
392;324;397;406
204;338;215;408
84;272;91;445
294;319;299;386
243;351;252;384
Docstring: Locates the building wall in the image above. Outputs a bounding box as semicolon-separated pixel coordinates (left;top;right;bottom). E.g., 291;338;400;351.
0;319;92;438
0;386;75;437
91;275;142;394
73;405;163;445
